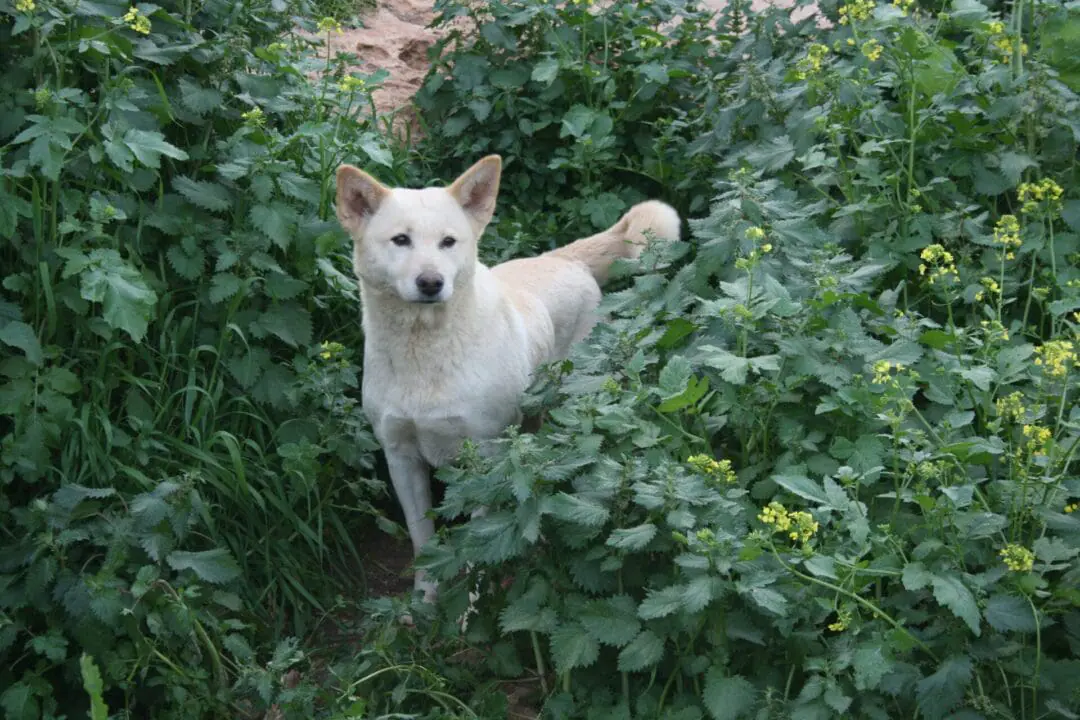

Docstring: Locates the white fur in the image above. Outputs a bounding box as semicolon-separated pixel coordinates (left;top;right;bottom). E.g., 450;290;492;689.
335;156;681;600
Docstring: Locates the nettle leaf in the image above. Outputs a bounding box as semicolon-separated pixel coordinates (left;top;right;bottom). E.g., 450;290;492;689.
744;135;795;172
550;623;600;675
902;561;932;591
682;575;719;613
703;669;757;720
639;585;684;619
771;472;829;505
123;128;189;169
853;644;893;690
166;243;206;280
29;629;68;662
931;574;981;636
606;522;657;551
984;594;1037;633
178;78;224;115
500;603;557;633
209;272;243;304
250;204;292;250
543;492;610;527
658;355;692;396
1;682;39;720
257;303;312;348
579;595;641;647
174;176;233;212
166;548;241;584
915;655;972;720
617;629;664;672
59;249;158;342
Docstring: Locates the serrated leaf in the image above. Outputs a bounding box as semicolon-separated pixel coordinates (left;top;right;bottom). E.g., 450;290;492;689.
902;561;932;591
617;629;664;672
250;204;291;250
29;629;68;662
0;320;42;366
532;57;560;84
703;669;757;720
984;594;1037;633
209;272;242;304
1;682;39;720
606;523;657;551
916;655;972;720
550;623;599;675
543;492;610;527
360;135;393;167
81;653;109;720
682;575;717;613
745;135;795;172
499;603;557;633
174;176;232;212
257;303;312;348
166;548;241;584
123;128;189;169
166;244;206;280
771;472;829;505
579;595;641;647
853;644;892;690
639;585;684;619
931;574;981;636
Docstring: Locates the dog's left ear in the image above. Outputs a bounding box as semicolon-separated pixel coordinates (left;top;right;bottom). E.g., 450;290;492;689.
448;155;501;233
336;164;390;238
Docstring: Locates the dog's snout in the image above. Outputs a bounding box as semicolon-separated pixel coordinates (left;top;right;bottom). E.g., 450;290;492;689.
415;273;445;298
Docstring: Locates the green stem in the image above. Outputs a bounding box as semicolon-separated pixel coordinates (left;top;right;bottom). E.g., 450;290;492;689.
530;631;550;696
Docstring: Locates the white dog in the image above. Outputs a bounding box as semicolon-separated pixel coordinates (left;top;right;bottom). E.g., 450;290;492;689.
335;155;680;600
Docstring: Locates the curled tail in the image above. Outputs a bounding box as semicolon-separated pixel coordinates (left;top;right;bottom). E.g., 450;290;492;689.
546;200;681;285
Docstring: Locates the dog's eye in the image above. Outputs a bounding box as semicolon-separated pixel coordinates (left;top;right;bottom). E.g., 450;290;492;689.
390;234;411;247
440;236;456;249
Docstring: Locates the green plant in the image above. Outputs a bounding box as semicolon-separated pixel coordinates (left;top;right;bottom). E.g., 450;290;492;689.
407;0;1080;716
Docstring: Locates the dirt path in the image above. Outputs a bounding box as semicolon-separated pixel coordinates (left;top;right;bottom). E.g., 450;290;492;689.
334;0;820;123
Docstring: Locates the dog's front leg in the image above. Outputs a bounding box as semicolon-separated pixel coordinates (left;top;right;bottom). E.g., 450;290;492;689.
384;448;438;601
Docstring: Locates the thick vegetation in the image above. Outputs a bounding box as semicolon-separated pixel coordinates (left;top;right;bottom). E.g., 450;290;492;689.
1;0;1079;717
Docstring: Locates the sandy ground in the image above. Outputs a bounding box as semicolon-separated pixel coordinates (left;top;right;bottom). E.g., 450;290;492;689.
331;0;821;124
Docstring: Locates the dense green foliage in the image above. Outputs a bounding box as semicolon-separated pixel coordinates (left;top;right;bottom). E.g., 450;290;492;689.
2;0;1080;716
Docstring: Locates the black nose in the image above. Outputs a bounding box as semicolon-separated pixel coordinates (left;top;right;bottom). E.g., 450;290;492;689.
415;273;444;298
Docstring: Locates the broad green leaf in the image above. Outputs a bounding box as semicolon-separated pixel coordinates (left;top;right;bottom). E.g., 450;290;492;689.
174;176;232;212
561;105;595;138
950;0;990;24
902;561;932;591
606;522;657;551
915;655;972;720
853;644;892;690
703;669;756;720
617;629;664;672
550;623;599;675
579;595;640;647
638;585;684;619
258;303;312;348
984;594;1037;633
771;472;829;505
124;128;189;169
1;682;39;720
0;320;42;365
532;57;559;84
543;492;610;527
29;629;68;661
360;135;393;167
931;574;981;636
250;204;291;250
80;654;109;720
209;272;243;304
166;548;242;584
744;136;795;172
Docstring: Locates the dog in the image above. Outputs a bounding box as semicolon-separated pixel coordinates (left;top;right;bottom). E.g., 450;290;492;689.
335;155;681;601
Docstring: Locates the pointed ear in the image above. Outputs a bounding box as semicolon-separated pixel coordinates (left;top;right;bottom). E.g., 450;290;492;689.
336;164;390;237
448;155;502;232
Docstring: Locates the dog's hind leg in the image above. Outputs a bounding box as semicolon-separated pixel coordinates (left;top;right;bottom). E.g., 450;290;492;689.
385;449;438;601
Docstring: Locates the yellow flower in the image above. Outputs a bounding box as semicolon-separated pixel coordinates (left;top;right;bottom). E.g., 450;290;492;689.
1017;178;1064;215
788;511;819;544
1033;340;1077;379
1022;424;1053;457
761;243;773;254
891;0;914;15
872;360;902;385
795;44;831;80
918;244;958;285
339;76;368;93
15;0;35;12
241;107;265;127
318;341;346;361
745;226;766;241
1064;502;1078;514
985;20;1005;35
759;503;819;544
123;6;152;34
317;16;343;34
758;501;793;532
828;608;852;632
993;215;1021;260
688;454;737;485
995;392;1024;423
838;0;875;24
861;39;883;62
999;544;1034;573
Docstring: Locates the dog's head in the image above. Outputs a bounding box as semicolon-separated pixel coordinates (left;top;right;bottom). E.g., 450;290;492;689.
335;155;501;304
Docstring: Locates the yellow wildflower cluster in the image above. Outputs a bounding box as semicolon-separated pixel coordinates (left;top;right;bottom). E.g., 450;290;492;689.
828;608;852;632
340;76;368;93
1033;340;1077;379
16;0;35;11
871;360;905;385
974;276;1000;303
33;88;51;109
242;107;265;127
745;226;767;241
318;341;346;361
317;16;343;34
1022;424;1052;457
571;0;595;5
1017;179;1064;215
993;215;1021;260
999;544;1034;573
980;319;1010;342
861;39;883;62
758;502;819;544
1065;502;1078;514
838;0;875;24
795;44;831;80
687;455;737;485
990;34;1028;64
639;35;663;49
892;0;914;15
124;6;152;34
995;392;1025;423
918;244;958;285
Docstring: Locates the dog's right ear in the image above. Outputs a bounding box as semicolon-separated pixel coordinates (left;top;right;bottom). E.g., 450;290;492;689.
336;164;390;237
